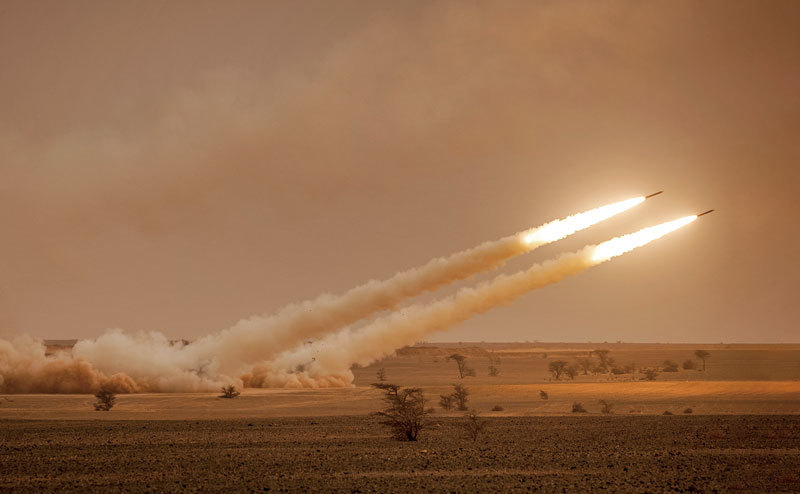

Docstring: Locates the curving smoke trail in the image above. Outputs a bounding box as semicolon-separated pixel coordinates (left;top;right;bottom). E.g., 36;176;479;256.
247;216;697;388
0;196;650;393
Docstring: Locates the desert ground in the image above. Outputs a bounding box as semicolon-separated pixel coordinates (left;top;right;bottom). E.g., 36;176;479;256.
2;343;799;491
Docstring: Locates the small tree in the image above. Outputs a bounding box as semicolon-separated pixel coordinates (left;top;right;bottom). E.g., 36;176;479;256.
448;353;474;379
461;409;486;442
642;368;659;381
93;388;116;411
439;393;455;411
599;400;614;414
376;368;387;382
372;383;431;441
548;360;568;380
539;390;549;400
488;365;499;377
694;350;710;371
219;385;240;398
565;365;578;380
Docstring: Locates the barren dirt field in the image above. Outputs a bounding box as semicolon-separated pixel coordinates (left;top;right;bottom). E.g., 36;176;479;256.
2;343;798;491
2;416;799;492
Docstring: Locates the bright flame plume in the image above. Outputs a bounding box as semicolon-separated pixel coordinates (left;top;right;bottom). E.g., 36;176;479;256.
523;196;645;244
592;215;697;262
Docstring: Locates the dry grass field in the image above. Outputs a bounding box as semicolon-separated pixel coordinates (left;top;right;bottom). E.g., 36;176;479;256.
1;343;798;491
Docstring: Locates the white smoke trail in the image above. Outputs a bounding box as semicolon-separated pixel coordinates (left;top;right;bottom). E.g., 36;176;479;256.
252;216;697;387
179;195;646;375
0;197;647;393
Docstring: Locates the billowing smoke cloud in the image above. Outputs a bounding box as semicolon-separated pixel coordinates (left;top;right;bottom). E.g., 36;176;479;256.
246;216;697;388
0;335;139;393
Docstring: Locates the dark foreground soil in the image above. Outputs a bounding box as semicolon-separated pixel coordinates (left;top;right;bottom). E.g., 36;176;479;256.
2;416;799;492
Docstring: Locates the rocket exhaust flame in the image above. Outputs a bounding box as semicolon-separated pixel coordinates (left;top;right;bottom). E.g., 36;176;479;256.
522;196;645;244
591;215;697;262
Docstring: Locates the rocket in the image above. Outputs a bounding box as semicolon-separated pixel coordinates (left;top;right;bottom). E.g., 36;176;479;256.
697;209;714;217
645;191;663;199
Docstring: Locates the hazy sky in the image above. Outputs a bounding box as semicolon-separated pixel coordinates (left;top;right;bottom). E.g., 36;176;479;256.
1;1;798;343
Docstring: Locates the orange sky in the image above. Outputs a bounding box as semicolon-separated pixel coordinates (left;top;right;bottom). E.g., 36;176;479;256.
1;1;798;343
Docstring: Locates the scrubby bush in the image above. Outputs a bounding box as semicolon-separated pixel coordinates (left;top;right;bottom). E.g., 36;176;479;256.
372;383;431;441
599;400;614;414
662;360;679;372
572;402;587;413
565;365;578;380
488;365;499;377
592;349;613;372
93;388;116;411
610;367;626;375
663;410;674;415
548;360;568;379
683;408;693;414
682;359;697;370
642;369;659;381
575;357;593;375
461;409;486;442
539;390;549;400
219;385;240;399
439;394;455;411
491;405;504;411
452;383;470;411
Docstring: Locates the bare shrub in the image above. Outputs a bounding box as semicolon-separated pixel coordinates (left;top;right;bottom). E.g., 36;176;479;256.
683;408;694;414
461;409;486;442
491;405;504;411
372;383;431;441
599;400;614;414
439;394;455;411
662;360;679;372
219;385;241;399
541;352;548;359
487;365;499;377
642;368;659;381
448;354;474;379
548;360;568;379
682;359;697;370
451;383;470;411
575;357;593;375
571;402;587;413
592;349;612;371
376;367;387;382
93;388;116;411
539;390;549;400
